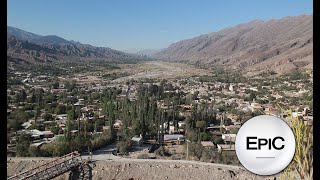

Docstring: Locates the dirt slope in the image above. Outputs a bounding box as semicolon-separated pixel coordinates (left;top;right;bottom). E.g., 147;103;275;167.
7;158;279;180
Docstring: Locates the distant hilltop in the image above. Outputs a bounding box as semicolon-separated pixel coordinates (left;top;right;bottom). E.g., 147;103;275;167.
7;26;147;64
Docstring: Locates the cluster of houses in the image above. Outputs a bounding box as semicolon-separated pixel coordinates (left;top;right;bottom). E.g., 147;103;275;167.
7;71;313;158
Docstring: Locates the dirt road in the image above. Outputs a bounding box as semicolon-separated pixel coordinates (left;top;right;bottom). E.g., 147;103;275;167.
7;142;280;179
7;156;279;180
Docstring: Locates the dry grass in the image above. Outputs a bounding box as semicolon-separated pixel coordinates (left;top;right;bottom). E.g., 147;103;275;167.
280;114;313;180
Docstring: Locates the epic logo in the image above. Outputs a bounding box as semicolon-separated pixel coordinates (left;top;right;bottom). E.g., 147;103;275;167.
235;115;296;176
246;136;285;150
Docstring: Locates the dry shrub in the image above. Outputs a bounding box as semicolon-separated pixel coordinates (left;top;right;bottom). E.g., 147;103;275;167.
155;146;171;157
137;153;150;159
280;115;313;180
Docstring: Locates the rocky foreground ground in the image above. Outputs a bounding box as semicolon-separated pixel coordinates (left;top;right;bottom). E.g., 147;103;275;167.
7;158;279;180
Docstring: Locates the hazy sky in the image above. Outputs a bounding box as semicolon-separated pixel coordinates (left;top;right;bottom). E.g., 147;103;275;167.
7;0;312;52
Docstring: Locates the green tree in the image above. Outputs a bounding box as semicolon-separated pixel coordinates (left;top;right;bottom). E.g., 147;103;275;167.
50;125;61;135
28;146;43;157
7;110;29;131
55;104;66;114
16;133;31;157
196;120;207;132
185;129;198;142
213;135;224;144
34;105;41;121
42;113;53;121
51;81;60;89
65;106;75;142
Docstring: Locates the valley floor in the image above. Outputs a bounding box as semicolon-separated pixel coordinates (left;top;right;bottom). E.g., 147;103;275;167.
111;61;210;82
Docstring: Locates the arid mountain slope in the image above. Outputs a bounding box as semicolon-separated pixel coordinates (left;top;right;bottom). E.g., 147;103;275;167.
7;35;58;64
7;26;42;43
153;15;312;74
7;28;145;64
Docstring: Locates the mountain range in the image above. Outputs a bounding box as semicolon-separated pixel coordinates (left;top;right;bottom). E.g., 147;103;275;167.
153;14;313;74
7;14;313;74
7;26;145;64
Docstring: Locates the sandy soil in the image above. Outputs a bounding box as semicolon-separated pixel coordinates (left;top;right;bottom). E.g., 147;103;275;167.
112;61;210;82
7;158;279;180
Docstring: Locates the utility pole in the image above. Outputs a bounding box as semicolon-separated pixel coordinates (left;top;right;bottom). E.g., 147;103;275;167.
161;109;164;145
186;139;191;160
84;117;87;139
220;112;224;132
158;109;162;144
229;132;232;148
